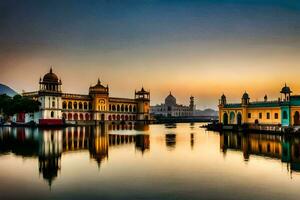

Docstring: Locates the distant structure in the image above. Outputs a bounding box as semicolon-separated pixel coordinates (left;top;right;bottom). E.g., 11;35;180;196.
218;84;300;128
15;68;150;125
150;92;195;117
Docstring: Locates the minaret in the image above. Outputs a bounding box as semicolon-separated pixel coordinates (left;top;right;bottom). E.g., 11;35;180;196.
242;91;250;105
189;96;195;116
38;67;63;125
264;94;268;102
280;83;292;101
135;87;150;122
219;94;227;106
218;94;227;124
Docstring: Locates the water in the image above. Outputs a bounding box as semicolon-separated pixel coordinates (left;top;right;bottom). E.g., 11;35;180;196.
0;123;300;200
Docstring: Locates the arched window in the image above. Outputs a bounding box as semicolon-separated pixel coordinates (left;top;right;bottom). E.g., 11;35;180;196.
62;113;66;119
129;105;132;112
117;105;120;112
68;102;72;109
121;105;124;112
223;113;228;125
74;102;78;109
125;105;128;112
229;112;235;124
79;102;83;110
117;115;120;121
109;104;112;111
51;111;54;118
52;101;55;108
68;113;72;120
112;105;116;111
74;113;78;120
80;113;84;120
283;111;288;119
84;102;88;110
237;113;242;125
63;101;67;109
85;113;89;120
133;106;136;112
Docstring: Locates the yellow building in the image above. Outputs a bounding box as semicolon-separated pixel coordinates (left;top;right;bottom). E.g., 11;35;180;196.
22;68;150;125
218;84;300;128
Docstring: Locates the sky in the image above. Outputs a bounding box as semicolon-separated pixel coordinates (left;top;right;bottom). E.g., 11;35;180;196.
0;0;300;109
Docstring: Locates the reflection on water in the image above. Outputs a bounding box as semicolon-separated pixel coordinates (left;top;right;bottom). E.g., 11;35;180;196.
0;125;150;186
190;133;194;149
220;132;300;174
1;123;300;200
165;133;176;150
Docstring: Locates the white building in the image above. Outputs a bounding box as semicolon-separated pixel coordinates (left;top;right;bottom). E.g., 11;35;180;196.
12;68;150;126
150;92;195;117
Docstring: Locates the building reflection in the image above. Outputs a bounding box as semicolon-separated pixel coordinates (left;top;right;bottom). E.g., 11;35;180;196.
190;133;194;150
220;132;300;174
165;133;176;150
135;134;150;153
0;124;150;186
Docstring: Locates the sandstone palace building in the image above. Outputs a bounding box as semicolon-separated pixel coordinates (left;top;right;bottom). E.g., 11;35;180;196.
218;84;300;130
18;68;150;125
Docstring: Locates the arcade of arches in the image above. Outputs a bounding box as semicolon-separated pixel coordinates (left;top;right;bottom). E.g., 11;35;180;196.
222;111;242;125
62;99;139;122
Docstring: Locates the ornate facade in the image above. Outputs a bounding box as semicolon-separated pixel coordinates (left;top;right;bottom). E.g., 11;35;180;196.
21;68;150;125
218;84;300;128
150;92;195;117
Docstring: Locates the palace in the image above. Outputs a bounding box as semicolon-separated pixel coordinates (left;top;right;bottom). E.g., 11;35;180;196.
150;92;195;117
218;84;300;129
17;68;150;125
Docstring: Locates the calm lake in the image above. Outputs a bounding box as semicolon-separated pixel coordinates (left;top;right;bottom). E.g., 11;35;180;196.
1;123;300;200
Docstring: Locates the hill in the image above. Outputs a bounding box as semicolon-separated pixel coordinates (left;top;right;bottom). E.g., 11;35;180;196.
194;108;218;116
0;83;18;97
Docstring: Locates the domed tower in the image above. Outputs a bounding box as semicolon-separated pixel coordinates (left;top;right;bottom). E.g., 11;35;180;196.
165;92;176;116
219;94;227;106
165;92;176;106
135;87;150;121
189;96;195;111
280;83;292;101
242;92;250;105
264;94;268;102
89;78;109;121
38;67;63;125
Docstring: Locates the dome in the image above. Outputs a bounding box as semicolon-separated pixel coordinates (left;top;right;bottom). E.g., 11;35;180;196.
89;78;109;94
43;68;59;83
91;78;107;89
280;83;292;94
136;87;148;94
165;92;176;106
242;92;249;99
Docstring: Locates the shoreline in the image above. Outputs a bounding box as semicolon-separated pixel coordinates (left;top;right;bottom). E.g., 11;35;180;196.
204;122;299;135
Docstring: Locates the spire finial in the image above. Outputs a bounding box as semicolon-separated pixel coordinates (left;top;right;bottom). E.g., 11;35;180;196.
97;78;101;85
50;66;53;73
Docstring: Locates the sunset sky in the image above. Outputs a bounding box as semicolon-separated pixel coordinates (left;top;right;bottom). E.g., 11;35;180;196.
1;0;300;109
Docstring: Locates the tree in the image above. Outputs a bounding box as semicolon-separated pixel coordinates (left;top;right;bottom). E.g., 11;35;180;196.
0;94;41;118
